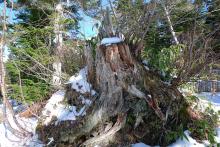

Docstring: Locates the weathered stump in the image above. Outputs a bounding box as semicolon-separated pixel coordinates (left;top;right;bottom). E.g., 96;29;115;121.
37;41;190;146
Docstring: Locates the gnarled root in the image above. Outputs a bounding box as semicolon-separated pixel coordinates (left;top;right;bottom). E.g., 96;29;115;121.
81;113;127;147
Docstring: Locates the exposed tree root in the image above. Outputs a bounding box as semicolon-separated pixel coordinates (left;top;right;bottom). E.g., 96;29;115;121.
81;113;127;147
125;84;165;120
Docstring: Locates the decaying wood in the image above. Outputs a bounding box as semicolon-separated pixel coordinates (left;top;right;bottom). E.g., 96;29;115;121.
81;113;127;147
84;44;95;84
38;41;183;146
125;85;165;120
62;42;136;142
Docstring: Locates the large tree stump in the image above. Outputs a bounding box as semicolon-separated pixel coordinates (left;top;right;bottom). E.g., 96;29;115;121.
57;42;139;145
37;40;191;146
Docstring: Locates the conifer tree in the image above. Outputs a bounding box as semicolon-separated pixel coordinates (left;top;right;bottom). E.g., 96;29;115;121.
6;0;81;102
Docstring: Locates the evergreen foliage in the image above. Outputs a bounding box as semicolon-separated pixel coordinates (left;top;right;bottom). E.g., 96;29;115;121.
5;0;81;102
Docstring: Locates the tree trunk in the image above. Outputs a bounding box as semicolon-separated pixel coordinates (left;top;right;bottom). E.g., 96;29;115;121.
37;40;189;146
52;3;64;87
160;2;179;45
84;44;95;84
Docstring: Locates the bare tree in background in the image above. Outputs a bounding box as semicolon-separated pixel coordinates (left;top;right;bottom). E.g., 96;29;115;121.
52;3;64;87
158;0;179;45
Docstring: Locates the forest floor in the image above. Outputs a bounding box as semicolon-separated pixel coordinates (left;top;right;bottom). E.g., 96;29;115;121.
0;68;220;147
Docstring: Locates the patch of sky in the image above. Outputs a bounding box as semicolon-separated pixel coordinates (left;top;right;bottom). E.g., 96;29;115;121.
0;1;18;62
77;0;114;39
78;11;99;39
0;1;18;24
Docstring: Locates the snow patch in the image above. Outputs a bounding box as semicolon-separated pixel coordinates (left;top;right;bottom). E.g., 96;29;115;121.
197;92;220;106
132;142;151;147
215;127;220;143
132;129;220;147
101;37;123;45
142;60;149;66
55;3;63;11
169;130;205;147
67;67;96;95
191;92;220;113
41;90;91;125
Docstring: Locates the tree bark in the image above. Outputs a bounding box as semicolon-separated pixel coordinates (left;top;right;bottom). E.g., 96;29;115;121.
84;44;95;84
52;3;64;87
160;1;179;45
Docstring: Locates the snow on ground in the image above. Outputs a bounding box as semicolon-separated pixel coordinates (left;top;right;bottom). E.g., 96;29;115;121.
1;90;220;147
132;130;207;147
101;37;123;46
40;67;94;125
41;90;91;125
197;92;220;107
0;100;42;147
0;91;92;146
132;142;152;147
66;67;96;95
189;92;220;113
168;126;220;147
168;130;205;147
0;109;43;147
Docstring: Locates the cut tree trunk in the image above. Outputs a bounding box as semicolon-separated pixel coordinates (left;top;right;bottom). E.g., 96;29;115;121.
37;40;189;146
